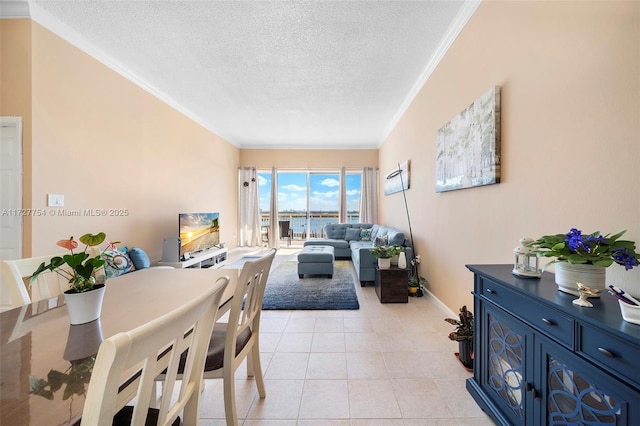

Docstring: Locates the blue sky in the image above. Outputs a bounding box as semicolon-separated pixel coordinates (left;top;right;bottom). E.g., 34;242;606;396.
258;172;361;212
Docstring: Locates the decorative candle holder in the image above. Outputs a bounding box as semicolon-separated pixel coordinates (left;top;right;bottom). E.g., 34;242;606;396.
512;237;541;278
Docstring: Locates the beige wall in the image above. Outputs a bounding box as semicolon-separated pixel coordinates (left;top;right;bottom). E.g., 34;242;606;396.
6;22;240;261
380;1;640;311
1;19;34;255
4;2;638;311
240;149;378;170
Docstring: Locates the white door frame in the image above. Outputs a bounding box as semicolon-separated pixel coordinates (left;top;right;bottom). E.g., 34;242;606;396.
0;116;23;260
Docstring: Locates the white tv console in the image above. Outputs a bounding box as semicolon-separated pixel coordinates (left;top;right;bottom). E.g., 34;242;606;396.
158;246;228;269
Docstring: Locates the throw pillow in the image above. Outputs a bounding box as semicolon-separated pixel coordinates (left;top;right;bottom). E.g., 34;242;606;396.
374;235;388;247
360;228;372;241
103;249;136;278
345;228;361;242
128;247;151;270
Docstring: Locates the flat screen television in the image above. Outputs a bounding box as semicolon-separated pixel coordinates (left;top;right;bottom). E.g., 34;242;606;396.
179;212;220;259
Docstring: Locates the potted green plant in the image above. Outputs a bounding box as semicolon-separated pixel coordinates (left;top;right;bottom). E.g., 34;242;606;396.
31;232;118;324
444;305;474;369
371;245;401;270
530;228;639;270
529;228;640;295
408;274;426;295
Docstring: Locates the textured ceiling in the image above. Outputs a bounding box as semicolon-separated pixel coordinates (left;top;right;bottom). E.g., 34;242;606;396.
22;0;478;149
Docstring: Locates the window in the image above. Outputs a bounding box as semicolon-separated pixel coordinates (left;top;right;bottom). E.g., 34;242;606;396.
258;169;361;240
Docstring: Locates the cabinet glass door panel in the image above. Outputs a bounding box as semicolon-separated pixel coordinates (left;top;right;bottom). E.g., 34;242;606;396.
487;311;526;419
547;356;621;425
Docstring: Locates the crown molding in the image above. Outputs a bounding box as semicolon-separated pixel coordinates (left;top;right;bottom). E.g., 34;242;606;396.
0;0;30;18
377;0;482;148
27;1;238;147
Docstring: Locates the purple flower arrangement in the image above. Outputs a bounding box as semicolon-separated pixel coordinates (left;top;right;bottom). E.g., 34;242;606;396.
530;228;640;271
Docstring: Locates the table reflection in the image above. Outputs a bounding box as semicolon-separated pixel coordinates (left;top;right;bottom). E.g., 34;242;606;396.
0;267;237;426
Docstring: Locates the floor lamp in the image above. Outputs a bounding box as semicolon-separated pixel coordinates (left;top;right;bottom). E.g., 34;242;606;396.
386;163;423;296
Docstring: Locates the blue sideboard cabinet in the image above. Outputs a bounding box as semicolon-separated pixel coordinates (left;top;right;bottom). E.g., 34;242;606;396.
466;264;640;425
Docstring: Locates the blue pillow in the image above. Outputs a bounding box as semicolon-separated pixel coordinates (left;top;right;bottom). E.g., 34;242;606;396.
360;228;372;241
128;247;151;270
103;249;136;278
345;228;361;241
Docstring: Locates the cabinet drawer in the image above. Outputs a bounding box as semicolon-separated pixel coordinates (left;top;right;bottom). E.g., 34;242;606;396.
480;278;574;348
578;325;640;388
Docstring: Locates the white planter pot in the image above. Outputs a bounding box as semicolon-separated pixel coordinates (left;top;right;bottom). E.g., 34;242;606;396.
63;284;106;325
554;263;606;297
377;258;391;270
398;252;407;269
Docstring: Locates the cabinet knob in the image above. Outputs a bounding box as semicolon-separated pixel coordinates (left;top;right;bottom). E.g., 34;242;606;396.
597;347;616;358
541;318;555;326
486;288;496;294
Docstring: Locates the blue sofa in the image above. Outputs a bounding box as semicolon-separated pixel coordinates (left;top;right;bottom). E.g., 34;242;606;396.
303;223;413;286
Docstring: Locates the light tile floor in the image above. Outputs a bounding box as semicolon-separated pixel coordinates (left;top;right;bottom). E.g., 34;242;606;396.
198;248;494;425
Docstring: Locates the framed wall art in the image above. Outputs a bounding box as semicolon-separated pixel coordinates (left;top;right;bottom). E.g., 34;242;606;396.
435;86;501;193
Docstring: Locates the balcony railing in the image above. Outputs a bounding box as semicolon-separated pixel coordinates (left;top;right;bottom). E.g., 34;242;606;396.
261;212;360;241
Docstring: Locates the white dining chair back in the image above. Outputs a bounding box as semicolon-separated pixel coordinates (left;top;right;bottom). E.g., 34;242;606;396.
81;275;230;426
202;248;276;425
0;254;71;311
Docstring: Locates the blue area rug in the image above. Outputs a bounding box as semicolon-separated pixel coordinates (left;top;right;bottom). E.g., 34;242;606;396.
261;260;359;310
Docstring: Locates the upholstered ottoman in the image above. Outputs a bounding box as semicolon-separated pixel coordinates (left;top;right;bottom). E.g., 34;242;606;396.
297;245;334;278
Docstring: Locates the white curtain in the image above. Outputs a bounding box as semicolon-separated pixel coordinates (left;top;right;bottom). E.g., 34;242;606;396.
338;167;347;223
359;167;378;224
238;167;261;247
268;167;280;248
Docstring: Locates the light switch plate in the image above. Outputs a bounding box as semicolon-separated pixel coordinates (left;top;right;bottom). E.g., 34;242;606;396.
47;194;64;207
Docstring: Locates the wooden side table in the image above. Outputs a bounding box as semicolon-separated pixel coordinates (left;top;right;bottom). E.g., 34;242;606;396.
375;266;409;303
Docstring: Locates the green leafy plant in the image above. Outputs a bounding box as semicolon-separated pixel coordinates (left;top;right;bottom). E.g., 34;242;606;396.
408;274;426;288
444;305;474;342
31;232;118;293
529;228;640;271
370;245;402;259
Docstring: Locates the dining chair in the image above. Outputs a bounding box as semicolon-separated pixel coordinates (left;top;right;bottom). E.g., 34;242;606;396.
80;275;230;426
200;248;276;425
278;220;292;247
0;254;71;311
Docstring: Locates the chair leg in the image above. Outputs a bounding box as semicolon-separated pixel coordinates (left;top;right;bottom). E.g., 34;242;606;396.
250;347;266;398
223;368;238;426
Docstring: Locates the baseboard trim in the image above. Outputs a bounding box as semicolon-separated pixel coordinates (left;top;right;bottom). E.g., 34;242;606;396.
421;286;457;318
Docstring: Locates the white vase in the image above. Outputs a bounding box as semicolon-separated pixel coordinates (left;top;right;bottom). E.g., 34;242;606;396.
63;284;106;325
398;252;407;269
554;263;606;297
378;258;391;270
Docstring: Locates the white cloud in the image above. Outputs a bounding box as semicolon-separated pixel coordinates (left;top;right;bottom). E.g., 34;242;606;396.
258;175;267;186
282;184;306;191
320;178;340;187
312;190;339;199
346;189;360;196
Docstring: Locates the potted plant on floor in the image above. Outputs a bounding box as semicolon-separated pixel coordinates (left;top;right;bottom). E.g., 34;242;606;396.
445;305;474;370
408;274;426;296
31;232;118;325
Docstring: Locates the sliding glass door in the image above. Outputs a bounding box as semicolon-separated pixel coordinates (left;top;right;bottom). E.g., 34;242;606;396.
258;169;361;242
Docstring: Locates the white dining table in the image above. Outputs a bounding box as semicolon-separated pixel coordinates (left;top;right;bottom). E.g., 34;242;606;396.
0;267;238;426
